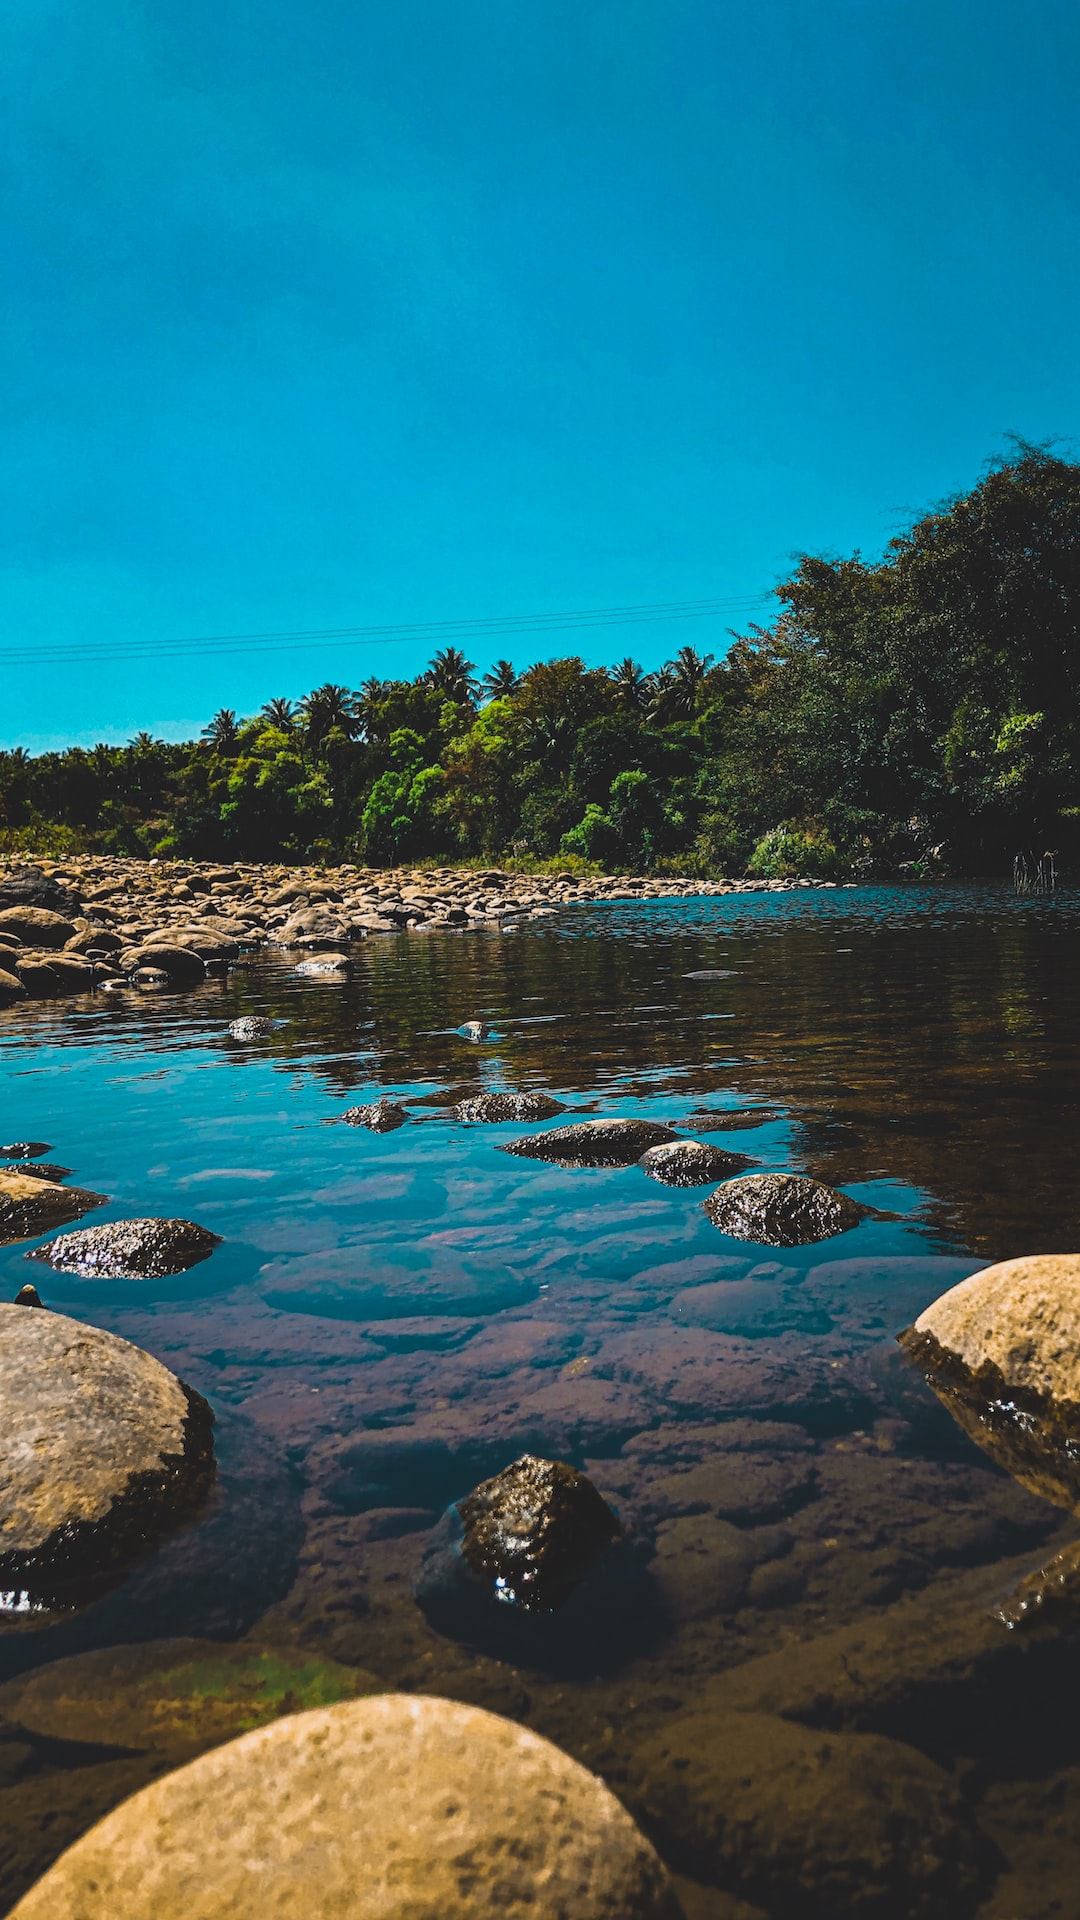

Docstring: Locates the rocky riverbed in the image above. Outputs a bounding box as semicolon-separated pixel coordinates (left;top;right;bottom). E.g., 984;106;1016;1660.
0;857;833;1002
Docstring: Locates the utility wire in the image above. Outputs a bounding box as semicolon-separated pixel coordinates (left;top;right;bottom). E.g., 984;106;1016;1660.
0;593;775;670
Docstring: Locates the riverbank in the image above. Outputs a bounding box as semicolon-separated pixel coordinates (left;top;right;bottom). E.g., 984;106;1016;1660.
0;858;839;1002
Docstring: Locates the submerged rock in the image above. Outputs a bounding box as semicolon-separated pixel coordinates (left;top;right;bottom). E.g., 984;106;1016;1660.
295;955;352;975
501;1117;679;1166
456;1454;620;1612
628;1708;993;1920
454;1091;567;1123
685;1107;780;1132
639;1140;754;1187
9;1695;678;1920
0;1305;214;1614
898;1254;1080;1517
0;1172;106;1248
29;1218;222;1280
340;1101;408;1132
227;1016;276;1039
704;1172;863;1246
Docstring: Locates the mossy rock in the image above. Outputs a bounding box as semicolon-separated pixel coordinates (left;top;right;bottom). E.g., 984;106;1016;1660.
0;1639;382;1755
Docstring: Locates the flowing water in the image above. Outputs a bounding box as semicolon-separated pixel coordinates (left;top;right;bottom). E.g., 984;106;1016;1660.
2;883;1080;1917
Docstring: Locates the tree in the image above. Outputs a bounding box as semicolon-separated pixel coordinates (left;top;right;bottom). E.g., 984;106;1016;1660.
609;658;647;711
425;647;477;706
260;697;297;733
300;684;359;747
480;660;520;701
201;710;240;750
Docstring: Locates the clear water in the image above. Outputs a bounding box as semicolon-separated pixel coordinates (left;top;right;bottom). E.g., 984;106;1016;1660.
2;883;1080;1917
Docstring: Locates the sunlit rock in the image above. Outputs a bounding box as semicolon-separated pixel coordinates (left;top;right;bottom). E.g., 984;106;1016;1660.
501;1117;678;1166
454;1091;567;1122
0;1171;106;1248
341;1101;408;1132
9;1695;678;1920
639;1140;754;1187
29;1217;222;1280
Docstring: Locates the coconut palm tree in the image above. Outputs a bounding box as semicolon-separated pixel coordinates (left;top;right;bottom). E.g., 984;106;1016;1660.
299;684;359;746
609;658;647;711
425;647;477;706
480;659;520;701
259;697;297;733
664;645;714;718
201;709;240;749
353;678;387;743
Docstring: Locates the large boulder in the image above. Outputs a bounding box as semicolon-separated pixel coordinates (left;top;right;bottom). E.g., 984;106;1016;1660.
898;1254;1080;1515
640;1141;754;1187
0;906;77;948
501;1117;679;1166
0;865;80;916
456;1454;620;1611
0;1305;214;1612
28;1217;222;1280
13;950;97;996
0;965;27;1004
9;1694;679;1920
704;1173;863;1246
454;1091;567;1122
118;944;206;984
0;1171;106;1247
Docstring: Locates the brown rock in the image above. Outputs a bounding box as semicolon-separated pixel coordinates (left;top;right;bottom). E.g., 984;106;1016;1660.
0;906;76;948
0;1305;214;1611
29;1217;222;1280
0;965;27;1004
704;1172;863;1246
457;1454;620;1611
0;1171;106;1247
501;1117;679;1166
119;944;206;983
9;1694;678;1920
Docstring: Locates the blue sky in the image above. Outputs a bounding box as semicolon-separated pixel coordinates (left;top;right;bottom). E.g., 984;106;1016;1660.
3;0;1079;749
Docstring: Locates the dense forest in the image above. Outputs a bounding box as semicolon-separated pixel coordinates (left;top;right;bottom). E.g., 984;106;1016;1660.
4;446;1079;878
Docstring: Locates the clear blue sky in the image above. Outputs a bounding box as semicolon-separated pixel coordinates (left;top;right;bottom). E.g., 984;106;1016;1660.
4;0;1079;750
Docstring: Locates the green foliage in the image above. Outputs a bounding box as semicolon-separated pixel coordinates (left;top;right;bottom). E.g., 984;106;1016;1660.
5;451;1080;872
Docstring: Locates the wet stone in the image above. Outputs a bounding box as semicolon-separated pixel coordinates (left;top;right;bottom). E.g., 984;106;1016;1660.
501;1117;679;1166
119;944;206;983
4;1163;71;1183
685;1109;780;1133
0;1173;107;1248
0;1305;215;1615
704;1172;864;1246
0;1145;53;1160
454;1091;567;1123
459;1018;493;1040
640;1140;754;1187
456;1454;620;1612
28;1218;222;1280
295;955;352;975
227;1016;276;1040
340;1101;408;1132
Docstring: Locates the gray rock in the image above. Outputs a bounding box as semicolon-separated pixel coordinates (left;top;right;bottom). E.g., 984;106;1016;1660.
341;1102;408;1132
0;1171;107;1248
227;1016;276;1039
454;1091;567;1123
0;1304;214;1613
0;865;80;916
501;1117;679;1166
29;1217;222;1280
704;1172;863;1246
640;1141;754;1187
9;1694;678;1920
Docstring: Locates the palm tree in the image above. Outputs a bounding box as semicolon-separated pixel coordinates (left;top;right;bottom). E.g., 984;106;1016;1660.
664;645;714;718
480;659;520;701
259;697;297;733
353;678;388;743
609;658;647;711
201;709;240;749
425;647;477;706
300;683;359;746
128;730;157;754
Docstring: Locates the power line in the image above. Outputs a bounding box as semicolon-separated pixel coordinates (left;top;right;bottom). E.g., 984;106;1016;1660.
0;592;775;670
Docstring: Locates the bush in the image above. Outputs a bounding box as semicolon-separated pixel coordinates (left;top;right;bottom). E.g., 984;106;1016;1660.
747;820;846;879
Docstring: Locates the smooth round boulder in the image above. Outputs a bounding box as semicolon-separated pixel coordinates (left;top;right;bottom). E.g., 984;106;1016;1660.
29;1217;222;1280
0;905;76;948
341;1101;407;1132
704;1172;863;1246
120;943;206;983
9;1694;679;1920
0;1170;106;1247
501;1117;679;1166
640;1140;754;1187
899;1254;1080;1514
0;965;27;1004
455;1091;567;1123
0;1305;214;1611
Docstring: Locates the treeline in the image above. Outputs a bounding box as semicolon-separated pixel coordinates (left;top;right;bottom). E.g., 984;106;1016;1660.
4;445;1079;877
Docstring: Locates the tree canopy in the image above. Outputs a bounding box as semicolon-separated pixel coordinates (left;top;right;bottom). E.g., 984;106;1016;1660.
4;448;1078;876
